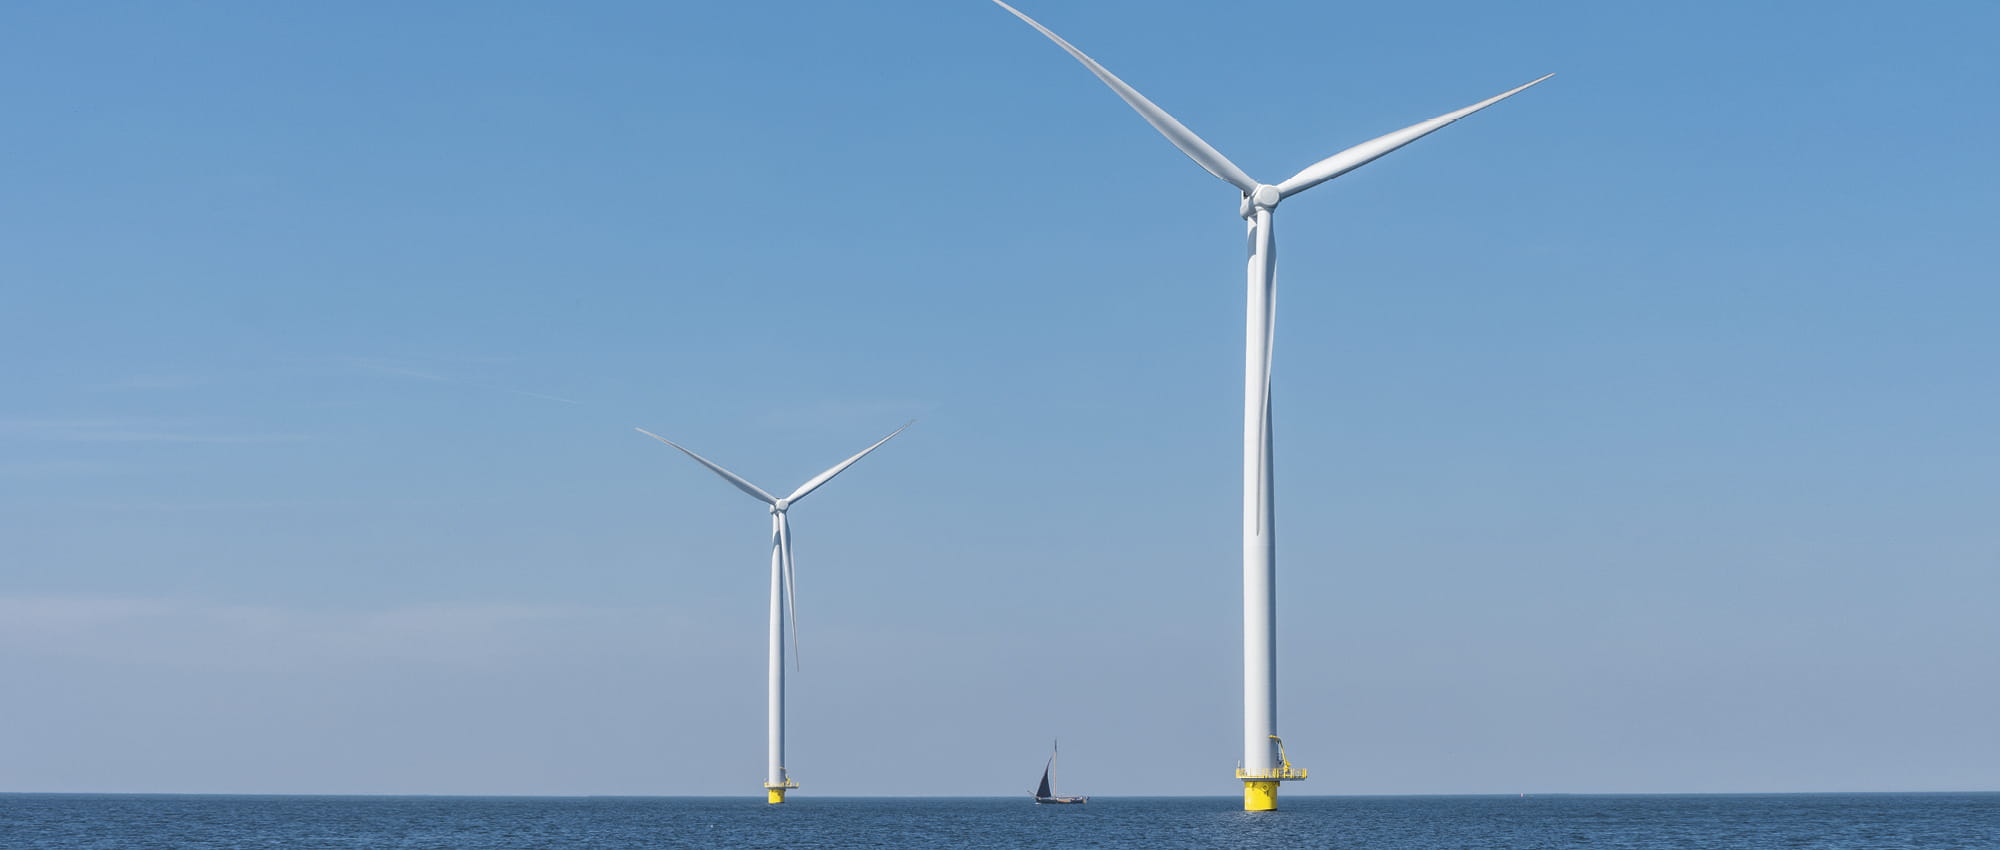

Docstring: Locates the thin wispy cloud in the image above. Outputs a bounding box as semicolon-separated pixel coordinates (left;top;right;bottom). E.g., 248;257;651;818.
343;357;583;406
346;359;451;382
47;497;428;513
87;374;213;391
0;458;125;478
0;596;708;671
0;418;309;444
497;386;584;405
753;400;930;431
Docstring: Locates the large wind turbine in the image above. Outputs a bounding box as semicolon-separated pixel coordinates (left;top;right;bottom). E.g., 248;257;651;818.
986;0;1549;811
637;421;912;803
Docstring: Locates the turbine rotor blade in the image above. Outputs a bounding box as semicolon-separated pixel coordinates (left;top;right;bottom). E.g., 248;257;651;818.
1276;74;1553;199
779;511;799;671
635;428;778;505
989;0;1259;194
785;420;914;504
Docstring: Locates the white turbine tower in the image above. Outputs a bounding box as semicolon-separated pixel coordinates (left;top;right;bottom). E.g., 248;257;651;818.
637;421;912;803
986;0;1549;811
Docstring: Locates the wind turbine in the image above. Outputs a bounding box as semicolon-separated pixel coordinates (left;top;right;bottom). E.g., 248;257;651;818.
636;421;912;803
985;0;1550;811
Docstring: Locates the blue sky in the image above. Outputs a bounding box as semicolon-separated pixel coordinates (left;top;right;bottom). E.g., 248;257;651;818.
3;0;1996;796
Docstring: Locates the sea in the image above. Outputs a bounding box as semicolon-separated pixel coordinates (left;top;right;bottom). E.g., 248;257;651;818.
3;793;1994;849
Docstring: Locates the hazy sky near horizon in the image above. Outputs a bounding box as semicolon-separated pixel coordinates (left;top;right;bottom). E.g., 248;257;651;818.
3;0;1996;796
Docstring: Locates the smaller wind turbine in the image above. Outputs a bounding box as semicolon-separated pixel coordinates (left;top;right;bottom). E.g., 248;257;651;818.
637;421;912;803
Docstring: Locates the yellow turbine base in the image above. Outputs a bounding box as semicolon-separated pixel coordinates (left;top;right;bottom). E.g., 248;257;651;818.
767;787;787;804
1244;780;1280;811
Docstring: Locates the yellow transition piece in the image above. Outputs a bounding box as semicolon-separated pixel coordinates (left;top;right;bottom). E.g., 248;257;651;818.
766;786;787;804
1243;780;1279;811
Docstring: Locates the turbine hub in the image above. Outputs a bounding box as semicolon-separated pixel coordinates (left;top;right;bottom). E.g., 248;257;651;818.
772;499;791;513
1241;185;1282;218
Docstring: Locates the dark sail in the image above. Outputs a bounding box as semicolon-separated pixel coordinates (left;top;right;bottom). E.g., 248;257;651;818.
1035;762;1053;799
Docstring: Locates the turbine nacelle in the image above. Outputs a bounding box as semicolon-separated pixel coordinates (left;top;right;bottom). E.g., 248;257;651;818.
1240;184;1283;219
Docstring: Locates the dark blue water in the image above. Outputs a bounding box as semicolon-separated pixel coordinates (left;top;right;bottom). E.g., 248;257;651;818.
3;793;1994;849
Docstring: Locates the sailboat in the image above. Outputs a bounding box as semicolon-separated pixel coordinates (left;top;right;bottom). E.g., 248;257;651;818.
1032;741;1088;804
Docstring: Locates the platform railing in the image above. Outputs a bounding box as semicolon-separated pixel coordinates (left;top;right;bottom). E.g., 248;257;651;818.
1235;766;1309;780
